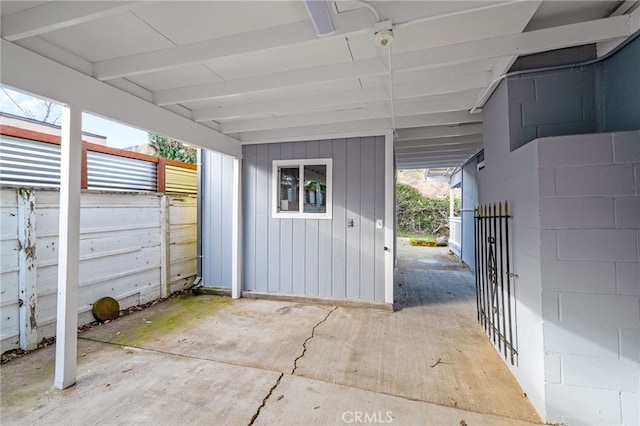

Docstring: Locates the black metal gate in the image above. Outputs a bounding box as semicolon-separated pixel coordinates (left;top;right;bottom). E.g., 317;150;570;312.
474;202;517;365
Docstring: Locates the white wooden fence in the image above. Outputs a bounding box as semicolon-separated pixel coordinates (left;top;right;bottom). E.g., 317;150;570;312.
0;188;197;352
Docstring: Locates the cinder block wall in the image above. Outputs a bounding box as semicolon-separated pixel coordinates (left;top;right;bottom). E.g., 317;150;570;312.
508;67;597;151
538;131;640;425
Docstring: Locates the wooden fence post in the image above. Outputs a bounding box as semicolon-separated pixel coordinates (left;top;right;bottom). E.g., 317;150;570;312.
17;189;38;351
160;194;170;298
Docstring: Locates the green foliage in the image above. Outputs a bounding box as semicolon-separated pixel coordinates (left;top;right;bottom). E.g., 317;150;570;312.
396;183;460;238
148;133;197;164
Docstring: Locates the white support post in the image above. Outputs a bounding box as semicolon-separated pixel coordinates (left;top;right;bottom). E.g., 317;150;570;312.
54;105;81;390
231;157;242;299
160;195;170;298
449;187;455;218
384;132;394;305
18;189;38;350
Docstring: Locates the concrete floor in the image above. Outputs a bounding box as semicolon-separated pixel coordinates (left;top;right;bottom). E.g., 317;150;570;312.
1;240;542;425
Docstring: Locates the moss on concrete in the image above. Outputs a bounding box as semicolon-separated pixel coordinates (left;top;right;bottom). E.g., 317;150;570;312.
82;294;232;348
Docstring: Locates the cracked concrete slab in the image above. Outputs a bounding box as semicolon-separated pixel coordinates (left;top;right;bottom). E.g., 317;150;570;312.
292;243;541;422
1;242;542;425
1;339;280;425
255;374;541;426
81;294;333;374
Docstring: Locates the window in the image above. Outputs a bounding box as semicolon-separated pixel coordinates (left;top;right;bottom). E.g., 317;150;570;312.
272;159;332;219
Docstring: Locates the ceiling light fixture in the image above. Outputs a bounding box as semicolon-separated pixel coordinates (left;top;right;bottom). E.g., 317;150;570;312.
373;20;394;47
304;0;337;37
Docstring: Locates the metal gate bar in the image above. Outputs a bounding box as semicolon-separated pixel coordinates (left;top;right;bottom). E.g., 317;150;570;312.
474;202;517;364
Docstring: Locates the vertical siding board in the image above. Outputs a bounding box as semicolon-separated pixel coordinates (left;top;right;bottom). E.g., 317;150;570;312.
279;143;294;294
292;143;307;294
267;144;281;292
255;144;270;292
359;137;376;301
201;152;212;286
220;155;233;287
331;139;347;298
374;136;386;301
243;145;257;291
346;138;362;299
304;141;320;295
212;152;223;286
318;140;333;297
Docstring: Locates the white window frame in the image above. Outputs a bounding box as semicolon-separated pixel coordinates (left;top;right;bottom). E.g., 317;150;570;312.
272;158;332;219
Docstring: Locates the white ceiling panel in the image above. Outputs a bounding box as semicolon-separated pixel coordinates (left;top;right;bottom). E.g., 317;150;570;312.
37;11;174;62
346;1;544;61
0;1;49;17
204;36;353;80
132;1;311;46
126;64;222;92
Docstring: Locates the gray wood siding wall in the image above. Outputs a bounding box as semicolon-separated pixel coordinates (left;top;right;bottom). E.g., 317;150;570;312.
243;137;386;302
202;150;234;288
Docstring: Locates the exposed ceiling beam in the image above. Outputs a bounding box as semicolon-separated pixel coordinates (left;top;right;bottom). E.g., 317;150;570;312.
153;12;632;106
395;124;483;142
219;92;478;134
394;111;482;129
192;72;490;122
397;159;473;169
238;119;394;143
395;142;483;155
0;40;242;158
1;1;145;42
395;134;484;148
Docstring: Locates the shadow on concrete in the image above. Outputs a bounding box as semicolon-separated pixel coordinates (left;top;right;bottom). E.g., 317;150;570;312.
394;239;476;310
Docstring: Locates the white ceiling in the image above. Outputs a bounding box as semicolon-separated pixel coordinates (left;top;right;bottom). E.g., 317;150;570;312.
1;1;638;169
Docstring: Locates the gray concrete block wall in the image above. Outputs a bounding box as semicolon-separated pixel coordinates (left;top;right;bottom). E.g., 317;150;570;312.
508;67;597;151
478;82;547;417
537;131;640;426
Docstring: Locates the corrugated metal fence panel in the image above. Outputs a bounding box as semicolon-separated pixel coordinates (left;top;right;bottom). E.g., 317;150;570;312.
168;195;198;293
165;164;197;194
0;135;61;188
87;151;157;192
0;190;20;352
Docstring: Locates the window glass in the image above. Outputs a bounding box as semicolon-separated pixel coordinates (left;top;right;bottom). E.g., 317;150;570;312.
278;166;299;212
303;165;326;214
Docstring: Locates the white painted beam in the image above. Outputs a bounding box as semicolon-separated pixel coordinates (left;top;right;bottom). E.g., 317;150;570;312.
192;72;489;122
394;111;482;129
395;124;483;142
0;40;242;158
221;92;478;134
2;1;143;42
94;7;376;81
395;134;483;149
238;119;394;143
397;159;472;169
154;13;632;106
395;141;483;155
54;105;82;390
